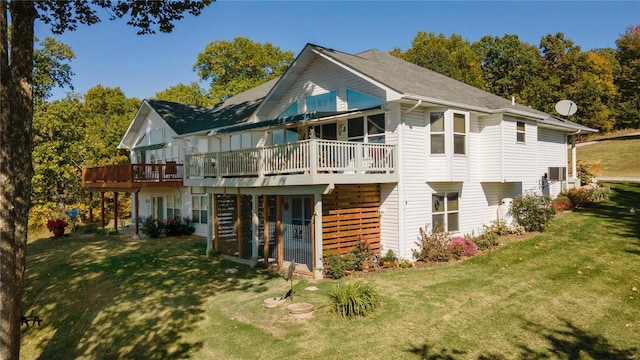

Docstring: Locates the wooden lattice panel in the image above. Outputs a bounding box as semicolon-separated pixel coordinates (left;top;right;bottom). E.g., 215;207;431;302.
322;184;381;255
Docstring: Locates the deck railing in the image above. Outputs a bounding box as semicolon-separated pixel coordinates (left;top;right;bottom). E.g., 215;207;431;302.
185;139;396;179
82;163;184;186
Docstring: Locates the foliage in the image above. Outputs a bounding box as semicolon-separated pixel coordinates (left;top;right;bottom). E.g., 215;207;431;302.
346;238;373;271
164;217;195;237
390;31;485;88
576;160;598;185
467;220;525;251
590;186;611;202
141;216;164;239
412;226;452;262
378;249;399;268
153;82;214;106
322;251;349;279
32;36;75;102
193;37;295;102
562;187;595;209
511;193;556;232
46;219;69;232
328;281;380;319
447;236;478;258
552;194;573;212
615;25;640;129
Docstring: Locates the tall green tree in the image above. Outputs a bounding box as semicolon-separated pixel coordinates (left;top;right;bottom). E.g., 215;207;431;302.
193;37;294;103
154;81;213;106
80;85;139;167
390;31;485;89
33;36;75;102
473;34;545;106
0;2;213;358
614;24;640;129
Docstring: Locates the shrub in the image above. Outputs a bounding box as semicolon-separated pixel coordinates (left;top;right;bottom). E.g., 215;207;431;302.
347;238;373;271
563;187;595;209
328;281;380;319
511;193;556;232
447;236;478;258
163;216;196;237
398;258;413;268
590;186;611;202
379;249;399;268
552;194;573;211
141;216;164;238
323;251;349;279
412;226;452;262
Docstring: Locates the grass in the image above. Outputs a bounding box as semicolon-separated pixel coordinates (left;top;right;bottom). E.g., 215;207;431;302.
575;138;640;177
21;183;640;359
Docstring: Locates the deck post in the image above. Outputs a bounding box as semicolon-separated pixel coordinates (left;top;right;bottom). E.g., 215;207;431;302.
213;194;219;252
100;192;105;228
113;192;118;232
276;195;283;268
313;192;324;278
206;193;214;256
133;190;140;239
251;194;259;265
263;195;269;266
236;189;242;257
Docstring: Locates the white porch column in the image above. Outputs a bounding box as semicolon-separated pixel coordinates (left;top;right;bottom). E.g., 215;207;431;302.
571;135;579;187
313;192;324;279
251;194;259;264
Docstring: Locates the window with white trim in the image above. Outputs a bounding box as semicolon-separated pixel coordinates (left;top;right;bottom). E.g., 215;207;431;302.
191;196;208;224
517;121;526;143
453;113;466;155
432;192;459;232
166;195;181;220
271;128;299;145
430;112;445;154
346;89;384;110
347;114;386;143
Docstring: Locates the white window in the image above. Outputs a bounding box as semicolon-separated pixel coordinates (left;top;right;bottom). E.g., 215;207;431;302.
192;196;208;224
453;113;466;155
432;192;459;232
517;121;526;143
347;113;386;143
271;128;298;145
430;112;445;154
166;195;181;220
230;133;252;150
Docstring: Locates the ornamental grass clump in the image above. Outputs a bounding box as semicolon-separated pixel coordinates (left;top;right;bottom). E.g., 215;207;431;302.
328;280;380;319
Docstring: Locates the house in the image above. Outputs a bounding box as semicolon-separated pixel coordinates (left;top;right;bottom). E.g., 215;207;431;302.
82;44;596;278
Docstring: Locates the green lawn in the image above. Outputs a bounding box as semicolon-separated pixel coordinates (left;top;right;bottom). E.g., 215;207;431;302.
575;138;640;177
21;183;640;359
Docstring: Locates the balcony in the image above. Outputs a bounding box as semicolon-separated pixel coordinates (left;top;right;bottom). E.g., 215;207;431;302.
82;163;184;190
185;139;397;186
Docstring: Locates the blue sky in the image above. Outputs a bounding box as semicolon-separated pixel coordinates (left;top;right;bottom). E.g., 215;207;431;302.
35;1;639;101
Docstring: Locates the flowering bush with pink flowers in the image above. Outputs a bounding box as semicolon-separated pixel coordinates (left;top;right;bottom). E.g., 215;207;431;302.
447;236;478;258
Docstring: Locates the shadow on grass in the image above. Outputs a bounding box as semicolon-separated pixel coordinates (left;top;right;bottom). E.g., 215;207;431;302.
22;235;279;359
405;317;637;360
517;318;638;360
580;182;640;256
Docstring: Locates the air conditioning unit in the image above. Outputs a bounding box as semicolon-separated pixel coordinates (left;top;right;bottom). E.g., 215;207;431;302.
548;167;567;181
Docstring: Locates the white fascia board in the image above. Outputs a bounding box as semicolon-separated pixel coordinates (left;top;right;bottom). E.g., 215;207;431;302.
312;49;403;101
118;100;150;149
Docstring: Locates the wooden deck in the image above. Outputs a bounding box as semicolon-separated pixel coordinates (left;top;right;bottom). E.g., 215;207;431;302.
81;163;184;191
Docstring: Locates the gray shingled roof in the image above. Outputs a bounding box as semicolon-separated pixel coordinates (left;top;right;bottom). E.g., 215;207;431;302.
148;78;279;135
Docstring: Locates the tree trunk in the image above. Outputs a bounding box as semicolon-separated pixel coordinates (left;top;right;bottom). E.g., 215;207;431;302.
0;1;36;359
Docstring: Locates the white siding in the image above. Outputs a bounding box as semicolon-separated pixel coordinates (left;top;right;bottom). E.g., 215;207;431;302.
266;56;387;119
503;117;537;183
398;105;430;259
537;127;567;197
380;183;399;257
135;187;208;238
478;115;503;182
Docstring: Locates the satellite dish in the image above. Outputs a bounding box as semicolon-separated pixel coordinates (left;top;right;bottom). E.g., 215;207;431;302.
555;100;577;118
